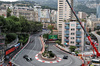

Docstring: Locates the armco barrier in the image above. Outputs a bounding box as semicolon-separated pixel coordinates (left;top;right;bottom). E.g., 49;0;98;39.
10;35;31;66
39;36;45;54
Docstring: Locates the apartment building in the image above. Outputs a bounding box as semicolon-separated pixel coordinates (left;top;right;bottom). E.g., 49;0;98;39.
34;4;41;22
62;20;85;51
42;22;57;29
11;6;34;21
78;11;88;19
0;3;11;18
0;6;7;18
86;14;100;31
40;9;50;22
97;5;100;18
50;10;57;22
57;0;73;38
34;5;50;22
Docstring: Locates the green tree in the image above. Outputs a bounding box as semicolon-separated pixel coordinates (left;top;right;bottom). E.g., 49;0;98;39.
14;22;21;32
69;46;76;52
55;40;61;44
6;18;15;32
6;33;17;44
7;7;11;17
48;25;53;33
0;16;6;26
8;16;19;22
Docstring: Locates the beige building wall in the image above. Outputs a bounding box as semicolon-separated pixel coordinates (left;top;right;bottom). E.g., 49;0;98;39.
62;21;85;51
11;7;34;21
78;11;88;19
57;0;73;38
0;9;7;18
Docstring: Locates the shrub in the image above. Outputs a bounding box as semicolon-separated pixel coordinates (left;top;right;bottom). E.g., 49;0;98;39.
55;40;61;44
42;51;55;58
49;51;55;57
43;34;49;39
69;46;76;52
75;51;79;54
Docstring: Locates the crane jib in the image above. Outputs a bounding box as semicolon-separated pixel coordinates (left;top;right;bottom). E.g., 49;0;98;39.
66;0;100;57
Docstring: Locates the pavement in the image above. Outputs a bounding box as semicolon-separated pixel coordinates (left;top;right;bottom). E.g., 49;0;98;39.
10;30;82;66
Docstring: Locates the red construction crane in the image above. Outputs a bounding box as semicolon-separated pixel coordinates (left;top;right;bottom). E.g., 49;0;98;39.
66;0;100;57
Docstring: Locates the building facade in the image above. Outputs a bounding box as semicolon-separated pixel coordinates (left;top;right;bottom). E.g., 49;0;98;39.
34;4;51;22
62;20;85;51
86;14;100;31
78;11;88;19
0;3;10;18
96;5;100;18
34;4;41;22
40;9;50;22
42;22;57;29
50;10;57;22
57;0;73;38
11;6;34;21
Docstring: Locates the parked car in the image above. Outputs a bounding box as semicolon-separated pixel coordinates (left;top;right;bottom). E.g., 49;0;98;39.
63;55;68;59
23;55;32;62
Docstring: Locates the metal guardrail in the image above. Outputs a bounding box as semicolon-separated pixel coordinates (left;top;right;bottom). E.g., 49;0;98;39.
7;37;19;48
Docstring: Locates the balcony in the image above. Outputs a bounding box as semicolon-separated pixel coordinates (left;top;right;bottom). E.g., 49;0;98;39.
65;39;69;42
76;31;81;34
76;44;81;47
65;26;69;29
65;23;69;24
76;36;81;38
76;26;81;29
65;31;69;34
65;35;69;37
76;39;81;43
77;23;79;24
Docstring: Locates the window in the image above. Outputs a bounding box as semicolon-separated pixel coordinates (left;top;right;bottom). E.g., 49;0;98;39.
59;26;62;28
66;25;69;27
59;18;63;19
71;24;75;27
60;5;63;6
59;1;63;2
59;16;63;17
59;14;63;15
71;28;75;31
77;35;81;36
59;7;63;8
59;20;63;21
77;29;80;31
59;3;63;4
71;33;75;35
71;37;74;39
70;41;74;44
